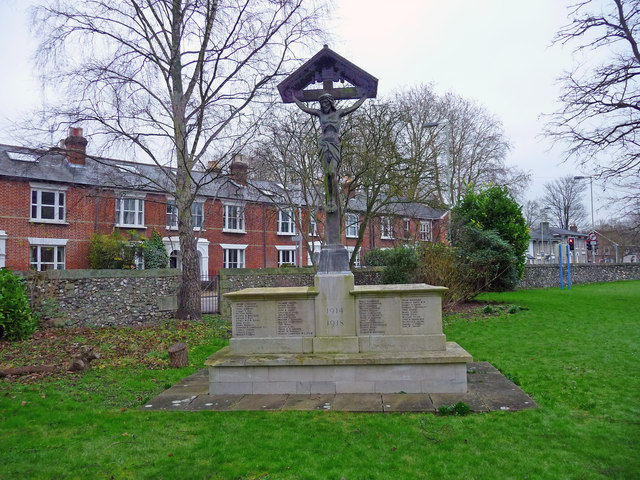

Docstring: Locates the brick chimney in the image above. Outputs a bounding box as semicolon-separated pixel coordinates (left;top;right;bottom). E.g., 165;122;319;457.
62;127;88;165
230;159;248;186
569;224;578;232
342;176;357;199
208;160;222;174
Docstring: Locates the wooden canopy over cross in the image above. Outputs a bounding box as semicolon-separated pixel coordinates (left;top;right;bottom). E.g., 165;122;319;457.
278;45;378;103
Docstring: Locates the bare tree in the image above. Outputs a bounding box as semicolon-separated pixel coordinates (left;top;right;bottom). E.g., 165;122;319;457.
32;0;324;319
340;100;410;267
391;84;444;205
542;175;588;229
255;97;425;269
252;108;325;266
547;0;640;184
392;86;519;208
522;199;543;228
440;92;515;206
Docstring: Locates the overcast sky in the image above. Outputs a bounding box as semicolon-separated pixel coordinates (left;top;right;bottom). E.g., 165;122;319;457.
0;0;611;221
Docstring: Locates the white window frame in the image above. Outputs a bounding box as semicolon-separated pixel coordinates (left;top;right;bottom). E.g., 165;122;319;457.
276;245;297;266
0;230;7;268
403;218;411;239
30;183;68;224
420;221;431;242
307;241;322;266
309;214;318;237
192;201;204;230
28;238;67;271
381;216;394;240
223;203;245;233
221;243;248;269
166;199;204;230
116;193;145;228
166;199;178;229
277;209;296;236
345;213;359;238
346;246;361;268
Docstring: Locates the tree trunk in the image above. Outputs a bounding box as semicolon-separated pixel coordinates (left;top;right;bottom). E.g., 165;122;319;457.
168;342;189;368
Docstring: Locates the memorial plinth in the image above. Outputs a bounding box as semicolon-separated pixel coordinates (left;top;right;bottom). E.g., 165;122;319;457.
206;279;472;395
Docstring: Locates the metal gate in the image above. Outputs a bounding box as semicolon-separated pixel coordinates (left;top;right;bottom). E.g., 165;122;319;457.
201;273;219;314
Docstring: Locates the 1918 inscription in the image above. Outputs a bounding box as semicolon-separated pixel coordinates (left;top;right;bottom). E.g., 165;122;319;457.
234;302;259;337
359;298;386;334
401;297;426;328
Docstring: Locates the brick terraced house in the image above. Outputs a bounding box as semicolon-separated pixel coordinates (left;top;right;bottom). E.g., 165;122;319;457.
0;128;448;275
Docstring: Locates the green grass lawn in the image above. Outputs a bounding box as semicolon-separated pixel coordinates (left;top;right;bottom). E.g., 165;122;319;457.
1;281;639;479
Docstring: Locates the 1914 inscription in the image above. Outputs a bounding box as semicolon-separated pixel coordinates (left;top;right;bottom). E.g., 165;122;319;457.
358;298;386;334
277;301;313;336
401;297;426;328
234;302;259;337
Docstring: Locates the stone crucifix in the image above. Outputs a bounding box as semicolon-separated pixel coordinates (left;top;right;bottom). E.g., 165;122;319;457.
292;91;366;216
278;45;378;271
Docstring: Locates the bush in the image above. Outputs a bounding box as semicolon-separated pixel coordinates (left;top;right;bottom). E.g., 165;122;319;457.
455;225;520;292
451;185;529;279
143;230;168;269
89;230;142;269
416;242;476;304
365;247;419;284
364;248;391;267
0;269;38;340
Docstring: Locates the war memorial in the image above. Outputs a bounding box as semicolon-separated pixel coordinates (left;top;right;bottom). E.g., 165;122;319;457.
205;46;472;395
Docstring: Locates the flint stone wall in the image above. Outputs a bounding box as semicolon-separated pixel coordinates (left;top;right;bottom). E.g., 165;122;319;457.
518;264;640;289
22;269;180;327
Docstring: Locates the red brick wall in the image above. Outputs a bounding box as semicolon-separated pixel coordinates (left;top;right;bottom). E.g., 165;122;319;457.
0;177;446;273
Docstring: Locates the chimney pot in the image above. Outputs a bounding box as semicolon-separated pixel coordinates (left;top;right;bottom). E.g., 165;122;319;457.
230;159;248;186
63;126;88;165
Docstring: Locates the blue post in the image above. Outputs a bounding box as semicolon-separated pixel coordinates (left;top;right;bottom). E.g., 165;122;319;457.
566;244;571;289
559;246;564;289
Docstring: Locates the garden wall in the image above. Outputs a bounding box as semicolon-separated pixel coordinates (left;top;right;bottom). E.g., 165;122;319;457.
518;264;640;289
22;269;180;327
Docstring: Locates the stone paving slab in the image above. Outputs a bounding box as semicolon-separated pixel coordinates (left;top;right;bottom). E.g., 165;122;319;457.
142;362;537;413
189;394;243;411
281;394;335;411
382;393;435;413
230;394;288;411
331;393;383;412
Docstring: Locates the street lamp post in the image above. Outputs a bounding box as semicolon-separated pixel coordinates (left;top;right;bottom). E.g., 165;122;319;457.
574;175;595;263
424;121;452;203
573;175;594;231
540;207;552;264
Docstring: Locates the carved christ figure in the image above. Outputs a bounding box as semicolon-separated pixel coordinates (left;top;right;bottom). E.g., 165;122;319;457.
293;91;367;212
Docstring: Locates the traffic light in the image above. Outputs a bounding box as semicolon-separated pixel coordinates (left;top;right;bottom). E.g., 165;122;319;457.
568;238;575;251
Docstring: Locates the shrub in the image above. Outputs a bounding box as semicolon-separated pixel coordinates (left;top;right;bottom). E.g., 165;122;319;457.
416;242;477;304
450;185;529;279
364;248;391;267
0;269;38;340
143;230;169;269
455;225;520;292
89;230;143;269
365;247;419;284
